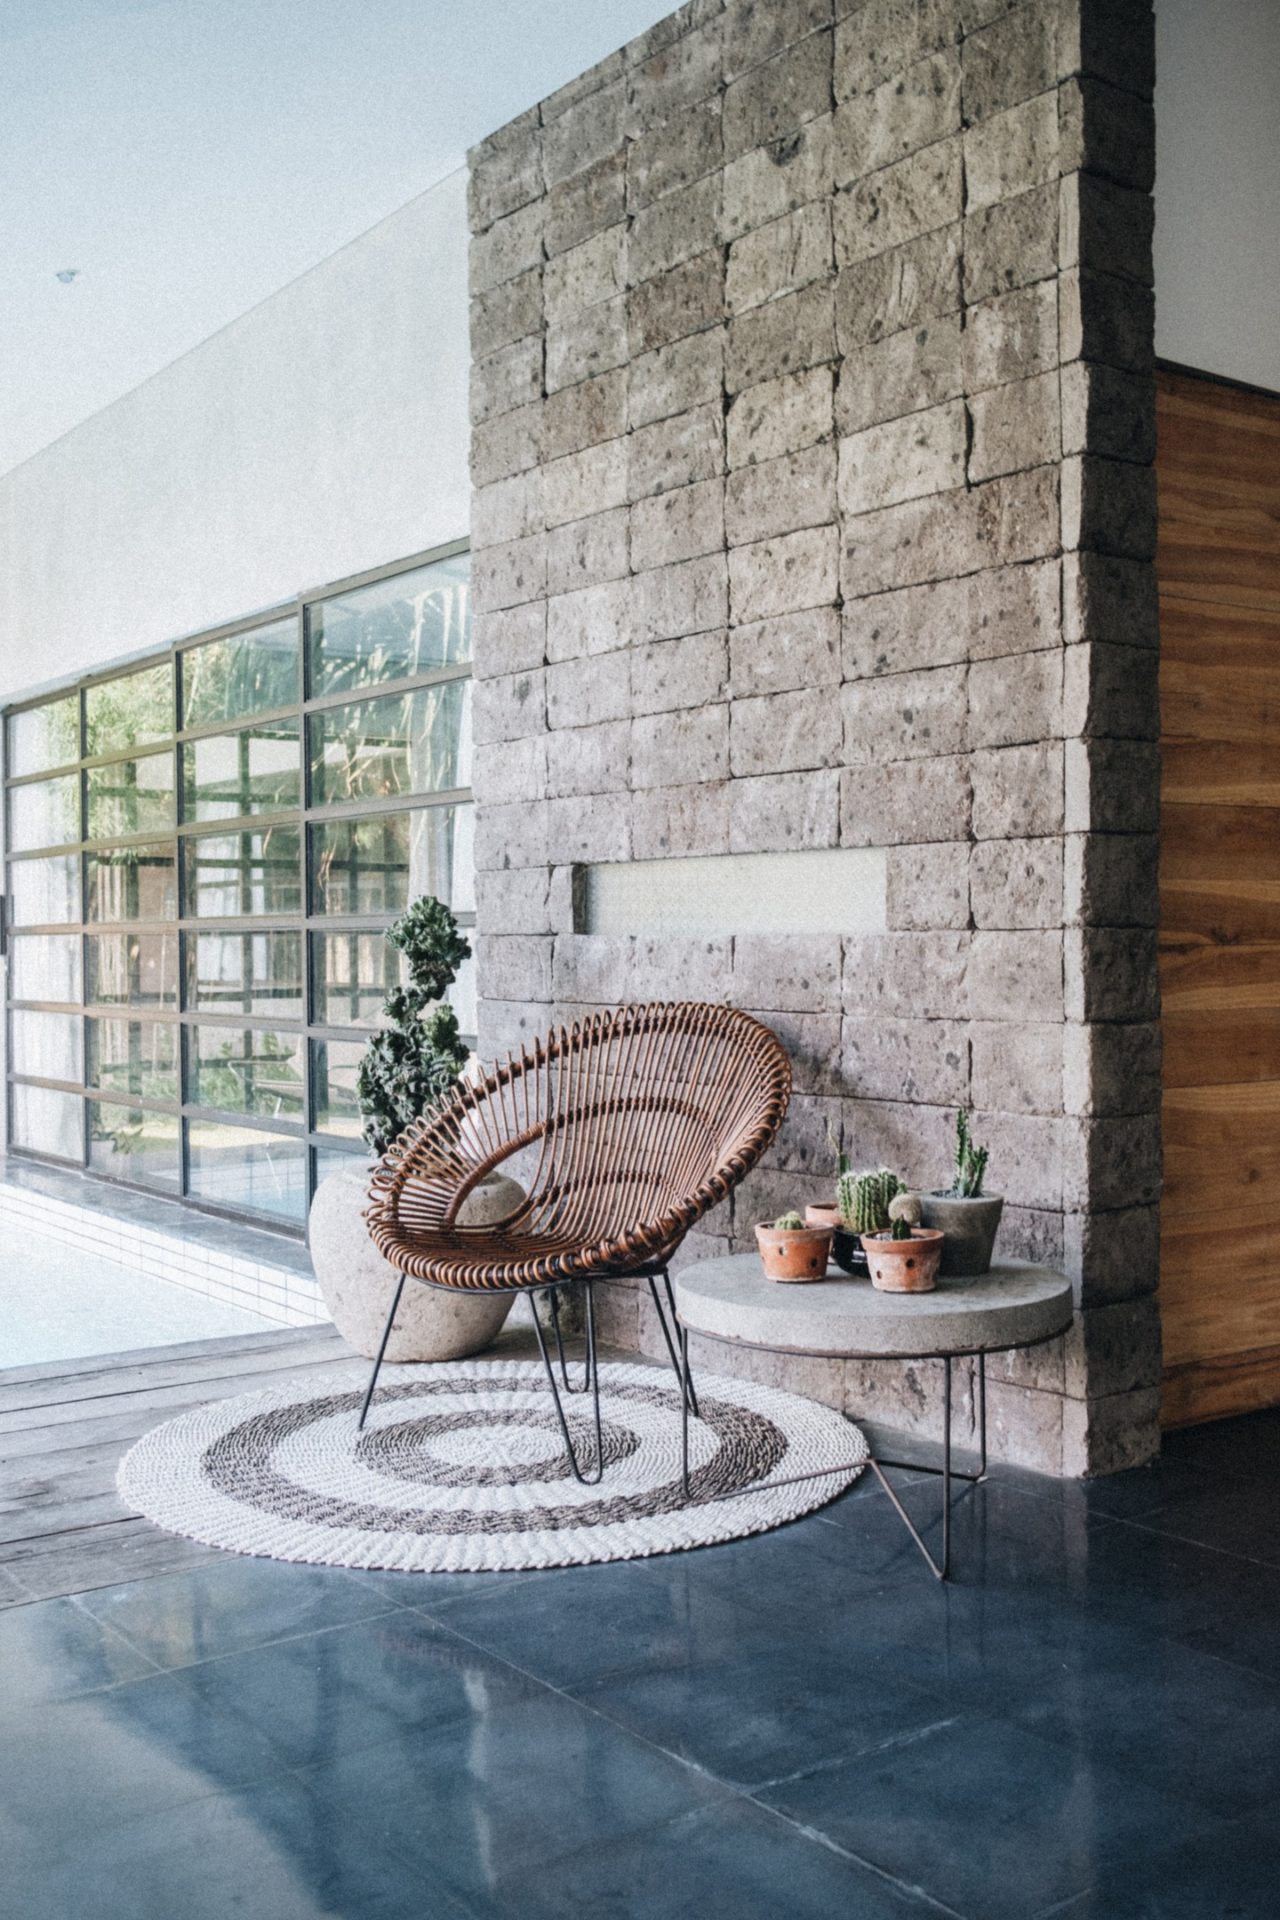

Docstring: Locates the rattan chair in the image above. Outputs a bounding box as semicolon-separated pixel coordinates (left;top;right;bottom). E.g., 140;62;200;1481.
361;1001;792;1484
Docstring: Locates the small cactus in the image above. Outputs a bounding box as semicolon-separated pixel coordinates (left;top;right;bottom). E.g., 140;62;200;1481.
888;1191;923;1227
773;1210;806;1231
890;1215;914;1241
839;1167;904;1234
951;1110;990;1198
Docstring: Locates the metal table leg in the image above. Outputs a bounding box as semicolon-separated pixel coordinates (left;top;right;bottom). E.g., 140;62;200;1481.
871;1353;988;1582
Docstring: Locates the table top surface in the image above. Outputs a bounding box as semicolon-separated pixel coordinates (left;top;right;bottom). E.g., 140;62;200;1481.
673;1254;1074;1359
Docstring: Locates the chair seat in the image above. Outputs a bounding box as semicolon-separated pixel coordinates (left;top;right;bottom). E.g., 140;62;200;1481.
369;1223;679;1292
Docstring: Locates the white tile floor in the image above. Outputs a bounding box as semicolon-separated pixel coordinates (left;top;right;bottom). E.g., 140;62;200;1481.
1;1232;279;1370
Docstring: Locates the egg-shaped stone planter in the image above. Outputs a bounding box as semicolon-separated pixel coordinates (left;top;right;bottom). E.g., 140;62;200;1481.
309;1161;523;1361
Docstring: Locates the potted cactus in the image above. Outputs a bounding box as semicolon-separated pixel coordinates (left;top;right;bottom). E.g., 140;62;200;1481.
861;1215;945;1294
916;1110;1004;1276
807;1134;908;1276
755;1210;833;1283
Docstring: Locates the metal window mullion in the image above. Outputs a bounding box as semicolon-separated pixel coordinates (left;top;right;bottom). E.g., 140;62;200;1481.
180;1101;306;1139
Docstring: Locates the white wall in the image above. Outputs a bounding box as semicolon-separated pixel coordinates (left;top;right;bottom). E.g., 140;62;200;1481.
1155;0;1280;393
0;168;469;704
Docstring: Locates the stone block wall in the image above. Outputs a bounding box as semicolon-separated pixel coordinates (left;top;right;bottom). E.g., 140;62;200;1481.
466;0;1161;1474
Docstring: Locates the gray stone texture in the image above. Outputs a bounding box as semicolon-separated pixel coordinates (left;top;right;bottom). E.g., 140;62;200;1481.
468;0;1160;1477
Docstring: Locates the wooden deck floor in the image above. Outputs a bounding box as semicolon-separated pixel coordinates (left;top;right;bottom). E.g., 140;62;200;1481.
0;1326;353;1607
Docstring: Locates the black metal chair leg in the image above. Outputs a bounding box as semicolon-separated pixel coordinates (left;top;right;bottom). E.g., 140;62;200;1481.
531;1282;603;1485
357;1272;407;1431
679;1321;691;1501
648;1270;699;1417
548;1284;592;1394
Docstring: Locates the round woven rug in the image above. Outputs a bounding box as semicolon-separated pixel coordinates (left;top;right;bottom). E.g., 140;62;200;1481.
117;1359;867;1573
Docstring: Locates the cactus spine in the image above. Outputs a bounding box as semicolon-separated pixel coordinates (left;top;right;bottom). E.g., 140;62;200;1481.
840;1167;904;1234
952;1110;990;1198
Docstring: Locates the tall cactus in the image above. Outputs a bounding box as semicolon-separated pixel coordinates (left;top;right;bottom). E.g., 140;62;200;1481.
840;1167;904;1234
952;1110;990;1198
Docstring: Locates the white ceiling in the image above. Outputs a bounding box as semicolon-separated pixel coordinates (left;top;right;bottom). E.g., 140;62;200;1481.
0;0;675;477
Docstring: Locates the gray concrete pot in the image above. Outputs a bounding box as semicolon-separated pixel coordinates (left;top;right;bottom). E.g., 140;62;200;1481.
309;1161;523;1361
916;1193;1005;1277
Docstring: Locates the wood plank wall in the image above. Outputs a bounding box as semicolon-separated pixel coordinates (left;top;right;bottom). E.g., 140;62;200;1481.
1157;368;1280;1426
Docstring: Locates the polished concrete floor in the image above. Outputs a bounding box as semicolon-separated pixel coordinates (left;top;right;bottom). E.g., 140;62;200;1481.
2;1344;1278;1918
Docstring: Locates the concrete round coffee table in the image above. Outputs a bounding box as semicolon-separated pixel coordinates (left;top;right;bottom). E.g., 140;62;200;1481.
674;1255;1074;1581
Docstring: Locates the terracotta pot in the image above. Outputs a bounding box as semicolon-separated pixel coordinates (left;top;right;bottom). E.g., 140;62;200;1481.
860;1228;944;1294
805;1204;868;1277
916;1193;1004;1276
755;1221;833;1283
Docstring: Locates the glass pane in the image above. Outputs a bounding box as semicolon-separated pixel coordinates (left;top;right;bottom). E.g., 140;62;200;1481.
9;774;79;851
185;824;302;917
11;1009;83;1084
310;930;404;1028
314;1142;368;1190
87;751;175;838
10;933;81;1003
87;1100;180;1188
182;618;298;727
184;719;301;822
85;660;174;756
308;680;470;808
7;695;79;776
311;1038;365;1138
307;553;470;696
86;1018;178;1102
86;930;179;1008
86;843;177;921
9;853;80;926
450;950;478;1038
311;804;473;917
189;1025;305;1120
11;1083;82;1160
186;1122;307;1223
188;930;303;1019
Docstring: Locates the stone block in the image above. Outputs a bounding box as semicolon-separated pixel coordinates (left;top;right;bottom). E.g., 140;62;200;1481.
1062;639;1159;740
730;685;843;776
722;115;835;242
627;14;725;124
1063;1020;1161;1118
885;841;970;929
964;1108;1067;1212
541;371;627;462
627;96;723;212
544;578;631;665
964;89;1059;213
842;932;971;1020
726;200;834;315
842;662;968;765
477;998;554;1061
471;401;542;487
541;439;629;530
961;3;1056;119
723;0;833;84
833;49;961;183
545;792;631;865
969;648;1063;748
836;315;964;435
470;267;543;359
470;334;544;426
723;29;833;162
969;930;1064;1025
471;733;546;807
983;1378;1064;1475
472;666;546;747
968;557;1062;660
841;467;1059;596
838;400;968;515
1058;0;1156;98
765;1009;844;1096
544;226;627;327
631;781;731;858
1063;1110;1162;1213
970;1019;1064;1114
991;1203;1066;1276
1062;551;1158;648
1064;736;1159;832
631;629;729;716
472;532;547;614
545;508;630;598
470;201;544;297
970;837;1064;929
731;605;841;697
726;280;837;394
971;741;1064;839
475;864;575;937
1062;454;1157;559
629;173;723;284
729;524;840;623
765;1091;844;1175
474;600;546;680
833;137;964;268
631;704;729;789
729;768;841;851
1060;362;1154;465
475;798;550;872
835;224;961;350
629;402;725;499
553;932;732;1006
546;650;630;729
969;369;1062;482
1058;76;1155;192
1063;1204;1160;1309
840;753;972;846
987;1318;1065;1394
840;1096;958;1188
1059;267;1155;375
544;719;630;798
1063;831;1159;928
630;478;725;572
475;933;553;1003
725;442;837;544
1063;1386;1160;1478
632;552;729;643
541;48;625;124
847;1354;975;1453
468;111;543;231
1059;171;1154;286
627;249;725;354
964;181;1058;303
542;76;629;188
963;279;1059;394
732;934;842;1013
726;366;836;467
1064;927;1160;1024
834;0;960;98
841;1014;969;1106
471;469;544;551
545;297;628;392
544;151;627;258
629;331;724;431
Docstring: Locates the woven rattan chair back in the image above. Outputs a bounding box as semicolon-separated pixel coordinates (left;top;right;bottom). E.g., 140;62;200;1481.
365;1001;791;1291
